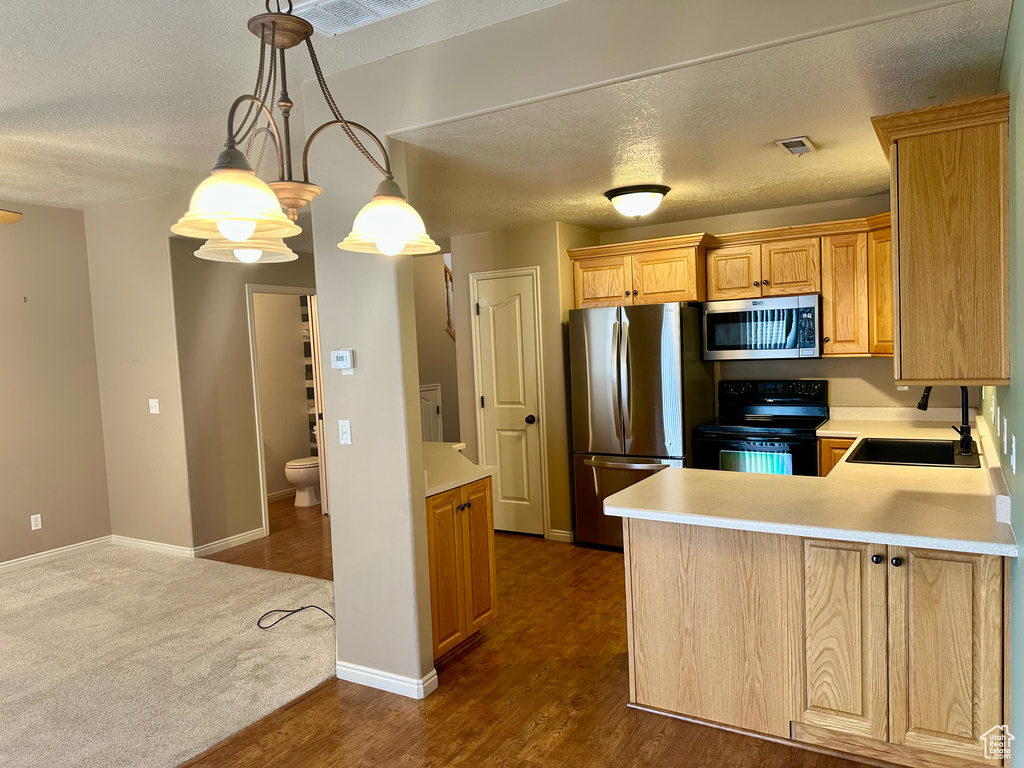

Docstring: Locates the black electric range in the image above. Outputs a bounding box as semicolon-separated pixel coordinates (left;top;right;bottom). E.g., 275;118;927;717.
692;380;829;476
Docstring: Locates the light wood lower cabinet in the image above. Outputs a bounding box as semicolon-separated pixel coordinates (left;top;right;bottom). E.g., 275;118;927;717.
818;438;855;476
426;477;497;660
624;519;1009;768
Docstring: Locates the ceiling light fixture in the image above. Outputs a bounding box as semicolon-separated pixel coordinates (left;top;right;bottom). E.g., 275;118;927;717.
0;209;23;225
605;185;670;219
172;0;438;261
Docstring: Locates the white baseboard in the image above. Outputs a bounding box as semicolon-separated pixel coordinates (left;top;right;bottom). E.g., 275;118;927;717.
0;535;112;574
109;535;195;558
546;529;574;543
193;527;266;557
267;488;296;503
335;661;439;699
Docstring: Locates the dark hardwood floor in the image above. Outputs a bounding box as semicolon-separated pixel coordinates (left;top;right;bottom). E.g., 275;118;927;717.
189;523;867;768
203;496;332;580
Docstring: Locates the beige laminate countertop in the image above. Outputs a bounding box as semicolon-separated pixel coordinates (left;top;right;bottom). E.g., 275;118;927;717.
423;442;494;497
605;416;1017;557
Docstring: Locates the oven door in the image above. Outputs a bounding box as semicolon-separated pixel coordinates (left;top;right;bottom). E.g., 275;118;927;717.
692;433;819;476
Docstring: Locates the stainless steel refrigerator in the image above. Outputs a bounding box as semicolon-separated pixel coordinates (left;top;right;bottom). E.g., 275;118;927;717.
569;302;713;547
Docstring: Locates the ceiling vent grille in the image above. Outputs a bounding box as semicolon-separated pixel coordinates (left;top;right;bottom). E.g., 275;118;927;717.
292;0;439;36
774;136;816;156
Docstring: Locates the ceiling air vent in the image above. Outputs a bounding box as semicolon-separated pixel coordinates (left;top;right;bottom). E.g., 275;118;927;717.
293;0;439;36
774;136;816;156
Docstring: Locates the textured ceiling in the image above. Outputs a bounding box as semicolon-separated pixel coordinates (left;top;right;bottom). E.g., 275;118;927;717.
0;0;568;210
398;0;1011;236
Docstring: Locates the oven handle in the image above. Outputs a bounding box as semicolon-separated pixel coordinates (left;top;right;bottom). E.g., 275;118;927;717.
584;458;668;472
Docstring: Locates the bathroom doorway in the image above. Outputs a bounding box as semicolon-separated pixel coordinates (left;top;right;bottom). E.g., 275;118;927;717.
246;284;328;535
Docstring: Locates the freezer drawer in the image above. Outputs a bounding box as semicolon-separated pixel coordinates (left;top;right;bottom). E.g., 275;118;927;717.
573;454;679;548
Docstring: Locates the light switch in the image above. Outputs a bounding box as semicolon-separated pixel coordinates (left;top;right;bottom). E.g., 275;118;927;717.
1012;435;1016;475
149;399;160;414
339;419;352;445
997;407;1001;434
1003;419;1008;453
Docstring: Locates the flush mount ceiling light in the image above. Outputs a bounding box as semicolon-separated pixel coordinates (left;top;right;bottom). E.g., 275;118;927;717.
0;209;23;225
173;0;438;260
605;185;670;219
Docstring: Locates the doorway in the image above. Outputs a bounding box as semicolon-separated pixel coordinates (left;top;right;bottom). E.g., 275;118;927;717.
469;267;548;535
246;284;327;535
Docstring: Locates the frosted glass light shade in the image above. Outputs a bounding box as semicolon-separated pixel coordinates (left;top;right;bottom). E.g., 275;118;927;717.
193;235;298;264
605;185;670;218
338;193;438;256
172;170;301;240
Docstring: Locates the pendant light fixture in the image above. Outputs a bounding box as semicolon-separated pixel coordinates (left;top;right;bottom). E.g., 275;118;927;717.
605;184;670;219
0;209;23;225
174;0;438;260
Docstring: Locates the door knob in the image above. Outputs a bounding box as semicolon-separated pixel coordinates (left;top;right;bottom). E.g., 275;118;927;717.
525;414;537;424
871;554;883;564
891;557;903;567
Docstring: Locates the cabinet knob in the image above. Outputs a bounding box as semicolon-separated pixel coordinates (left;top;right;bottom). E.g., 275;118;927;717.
871;554;883;564
457;503;465;511
891;557;903;568
753;281;760;286
762;279;770;286
823;337;830;343
466;501;472;509
633;290;638;296
624;291;630;297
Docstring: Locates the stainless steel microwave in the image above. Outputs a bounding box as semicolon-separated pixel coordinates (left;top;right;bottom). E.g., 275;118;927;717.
702;294;821;360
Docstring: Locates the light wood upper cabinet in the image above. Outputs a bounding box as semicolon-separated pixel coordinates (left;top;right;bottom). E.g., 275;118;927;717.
800;540;888;741
888;548;1003;766
818;438;855;476
568;234;709;309
872;94;1010;384
760;238;821;296
868;228;894;355
706;244;761;300
426;476;497;661
572;255;632;309
821;233;869;355
632;247;705;304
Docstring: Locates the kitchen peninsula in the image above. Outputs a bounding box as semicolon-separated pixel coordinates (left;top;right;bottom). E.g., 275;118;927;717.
607;415;1015;768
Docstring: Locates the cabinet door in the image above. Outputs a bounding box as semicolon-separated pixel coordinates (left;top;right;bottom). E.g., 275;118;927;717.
461;477;497;633
868;228;894;355
894;124;1009;383
631;247;704;303
426;489;468;659
818;438;855;476
888;547;1003;765
706;245;761;300
800;539;889;741
821;233;869;355
572;256;632;308
760;238;821;296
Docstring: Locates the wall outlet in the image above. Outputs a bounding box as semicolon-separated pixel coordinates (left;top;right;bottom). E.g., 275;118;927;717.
148;398;160;414
896;385;909;391
339;419;352;445
30;514;41;531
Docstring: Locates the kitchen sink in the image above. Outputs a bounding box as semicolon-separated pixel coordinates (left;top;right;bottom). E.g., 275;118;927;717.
846;438;981;468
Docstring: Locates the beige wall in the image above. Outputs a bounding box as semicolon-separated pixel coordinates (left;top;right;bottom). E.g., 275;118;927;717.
84;190;194;549
412;253;461;442
451;222;597;536
169;238;315;547
0;201;111;563
253;293;314;495
598;193;891;244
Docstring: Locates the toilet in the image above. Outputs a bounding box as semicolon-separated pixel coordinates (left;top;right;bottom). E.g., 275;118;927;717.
284;457;320;507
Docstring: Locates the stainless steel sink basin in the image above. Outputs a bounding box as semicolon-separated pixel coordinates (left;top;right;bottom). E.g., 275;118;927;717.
846;438;981;468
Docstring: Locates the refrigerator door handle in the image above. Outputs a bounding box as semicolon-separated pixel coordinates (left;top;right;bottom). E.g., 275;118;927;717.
612;320;622;440
584;458;669;472
619;317;631;440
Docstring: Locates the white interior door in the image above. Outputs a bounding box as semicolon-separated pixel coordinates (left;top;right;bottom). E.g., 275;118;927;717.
474;271;545;534
419;384;443;442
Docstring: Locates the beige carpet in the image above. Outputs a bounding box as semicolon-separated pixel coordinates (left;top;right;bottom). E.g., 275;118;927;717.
0;545;336;767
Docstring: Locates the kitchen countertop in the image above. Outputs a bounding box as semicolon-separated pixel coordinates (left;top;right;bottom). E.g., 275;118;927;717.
423;442;494;497
605;415;1017;557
